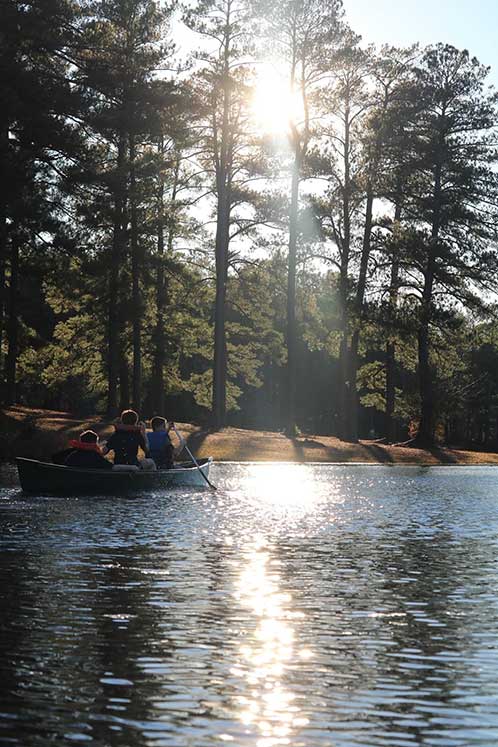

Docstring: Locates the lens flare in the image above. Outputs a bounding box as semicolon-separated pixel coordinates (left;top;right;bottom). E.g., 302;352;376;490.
251;66;303;135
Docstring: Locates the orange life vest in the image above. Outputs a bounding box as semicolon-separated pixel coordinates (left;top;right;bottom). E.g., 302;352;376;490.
68;440;103;454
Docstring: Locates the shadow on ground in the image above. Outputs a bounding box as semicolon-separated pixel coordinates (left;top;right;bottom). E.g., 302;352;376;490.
426;447;459;465
185;429;211;459
360;443;394;464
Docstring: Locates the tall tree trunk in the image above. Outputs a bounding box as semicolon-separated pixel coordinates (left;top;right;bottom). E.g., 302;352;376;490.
152;245;166;415
385;270;399;442
465;408;472;445
0;116;9;394
337;103;352;441
152;137;166;415
484;386;491;445
285;154;300;436
0;205;6;394
5;235;19;405
119;348;130;412
130;135;142;412
416;153;442;446
417;273;435;445
107;135;126;417
347;186;374;442
283;12;311;437
211;10;233;431
152;148;178;415
212;192;230;429
385;199;402;442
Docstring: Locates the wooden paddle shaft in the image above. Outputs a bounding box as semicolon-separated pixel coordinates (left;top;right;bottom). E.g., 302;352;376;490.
172;425;217;491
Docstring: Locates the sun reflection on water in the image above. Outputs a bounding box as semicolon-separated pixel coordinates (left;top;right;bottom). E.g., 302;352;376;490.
243;464;326;511
233;536;310;746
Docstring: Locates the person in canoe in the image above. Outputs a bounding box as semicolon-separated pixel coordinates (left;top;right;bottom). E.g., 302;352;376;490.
102;409;150;467
147;417;176;469
62;430;113;470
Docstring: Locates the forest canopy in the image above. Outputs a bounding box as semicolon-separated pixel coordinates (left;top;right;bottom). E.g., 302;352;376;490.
2;0;498;447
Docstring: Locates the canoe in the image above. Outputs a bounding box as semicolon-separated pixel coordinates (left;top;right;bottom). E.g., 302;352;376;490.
16;456;213;495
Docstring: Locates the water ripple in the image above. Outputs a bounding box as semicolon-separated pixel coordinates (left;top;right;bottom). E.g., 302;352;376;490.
2;463;498;745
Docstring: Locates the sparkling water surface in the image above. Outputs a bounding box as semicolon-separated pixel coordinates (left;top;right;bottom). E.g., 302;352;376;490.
2;462;498;746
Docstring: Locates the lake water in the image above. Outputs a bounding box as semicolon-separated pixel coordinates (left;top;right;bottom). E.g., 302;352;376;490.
2;462;498;746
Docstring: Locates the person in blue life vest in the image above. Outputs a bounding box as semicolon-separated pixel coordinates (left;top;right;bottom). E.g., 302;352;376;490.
102;409;149;466
63;430;113;470
147;416;175;469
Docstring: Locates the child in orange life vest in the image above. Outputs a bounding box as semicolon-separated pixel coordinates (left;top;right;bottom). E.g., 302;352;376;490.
102;409;149;466
147;416;175;469
64;430;113;470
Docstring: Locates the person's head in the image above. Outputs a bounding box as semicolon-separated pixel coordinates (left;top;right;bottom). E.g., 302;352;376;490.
121;409;138;426
80;430;99;444
151;416;167;432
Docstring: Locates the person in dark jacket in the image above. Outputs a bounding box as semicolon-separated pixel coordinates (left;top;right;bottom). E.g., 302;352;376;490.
63;430;113;470
147;416;175;469
103;409;149;466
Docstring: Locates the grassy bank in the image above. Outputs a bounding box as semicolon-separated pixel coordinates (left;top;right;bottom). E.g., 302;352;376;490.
2;406;498;466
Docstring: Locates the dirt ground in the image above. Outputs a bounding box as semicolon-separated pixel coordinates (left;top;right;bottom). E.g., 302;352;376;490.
2;405;498;465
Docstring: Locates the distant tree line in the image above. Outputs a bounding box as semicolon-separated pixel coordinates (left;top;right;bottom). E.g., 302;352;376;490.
2;0;498;447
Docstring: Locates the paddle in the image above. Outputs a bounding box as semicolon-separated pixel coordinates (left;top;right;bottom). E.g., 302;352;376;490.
171;424;217;491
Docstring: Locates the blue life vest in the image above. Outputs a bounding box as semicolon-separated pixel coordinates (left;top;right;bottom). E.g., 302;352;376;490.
147;430;172;452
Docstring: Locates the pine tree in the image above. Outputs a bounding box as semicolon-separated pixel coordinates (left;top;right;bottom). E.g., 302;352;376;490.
258;0;345;435
76;0;175;414
404;45;498;445
0;0;82;403
308;39;369;440
185;0;263;428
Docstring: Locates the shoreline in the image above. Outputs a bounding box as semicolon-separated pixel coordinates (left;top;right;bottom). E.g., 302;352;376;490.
2;405;498;466
213;460;498;466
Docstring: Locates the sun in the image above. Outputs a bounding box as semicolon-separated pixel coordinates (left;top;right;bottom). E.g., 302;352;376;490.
251;65;303;135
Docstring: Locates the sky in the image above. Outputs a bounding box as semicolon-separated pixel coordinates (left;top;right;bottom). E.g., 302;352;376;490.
342;0;498;85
